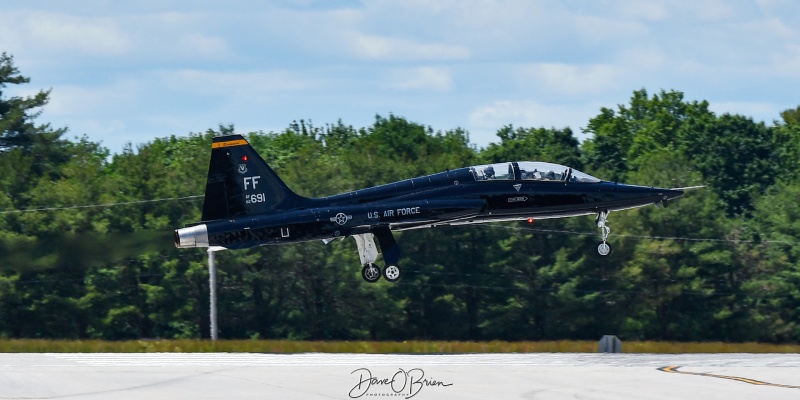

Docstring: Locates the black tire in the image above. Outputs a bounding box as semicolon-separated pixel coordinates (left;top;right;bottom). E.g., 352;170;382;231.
596;241;612;257
383;265;402;283
361;264;381;283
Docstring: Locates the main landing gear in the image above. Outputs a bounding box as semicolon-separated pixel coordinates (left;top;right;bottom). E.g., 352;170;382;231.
360;263;402;283
361;263;381;283
595;210;612;257
354;230;403;283
383;265;402;283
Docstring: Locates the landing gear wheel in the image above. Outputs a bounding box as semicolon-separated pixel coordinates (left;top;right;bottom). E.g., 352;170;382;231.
361;263;381;283
597;241;612;257
595;211;612;257
383;265;402;283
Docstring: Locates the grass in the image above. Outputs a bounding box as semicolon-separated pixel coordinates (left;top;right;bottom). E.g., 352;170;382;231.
0;339;798;353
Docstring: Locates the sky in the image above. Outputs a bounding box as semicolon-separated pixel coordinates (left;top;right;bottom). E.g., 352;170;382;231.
1;0;799;154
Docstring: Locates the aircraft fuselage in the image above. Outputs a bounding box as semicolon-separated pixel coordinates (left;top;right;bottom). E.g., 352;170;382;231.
177;162;681;250
174;135;687;283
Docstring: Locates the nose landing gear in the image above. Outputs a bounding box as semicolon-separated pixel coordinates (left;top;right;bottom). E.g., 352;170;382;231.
595;211;612;257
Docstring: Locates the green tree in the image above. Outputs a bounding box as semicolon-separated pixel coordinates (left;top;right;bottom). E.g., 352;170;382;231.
583;89;788;216
0;52;52;150
679;113;778;215
0;52;70;208
773;108;800;183
780;106;800;126
4;59;800;344
744;182;800;341
581;89;712;181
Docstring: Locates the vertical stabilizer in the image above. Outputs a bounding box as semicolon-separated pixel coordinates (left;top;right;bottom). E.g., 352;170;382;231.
201;134;307;221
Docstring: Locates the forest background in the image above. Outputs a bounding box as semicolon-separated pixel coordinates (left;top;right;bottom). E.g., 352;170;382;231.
2;52;800;343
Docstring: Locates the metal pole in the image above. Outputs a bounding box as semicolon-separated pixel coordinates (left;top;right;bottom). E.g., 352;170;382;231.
208;249;218;341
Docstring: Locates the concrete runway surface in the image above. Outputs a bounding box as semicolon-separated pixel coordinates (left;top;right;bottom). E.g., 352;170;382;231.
1;353;799;399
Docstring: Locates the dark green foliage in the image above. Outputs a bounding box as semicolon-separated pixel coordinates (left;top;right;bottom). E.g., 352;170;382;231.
582;89;789;216
1;57;799;342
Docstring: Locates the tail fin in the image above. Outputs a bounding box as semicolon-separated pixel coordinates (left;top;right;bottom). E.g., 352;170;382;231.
201;134;307;221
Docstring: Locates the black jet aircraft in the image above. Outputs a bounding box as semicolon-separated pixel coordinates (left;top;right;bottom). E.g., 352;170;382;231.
175;134;686;283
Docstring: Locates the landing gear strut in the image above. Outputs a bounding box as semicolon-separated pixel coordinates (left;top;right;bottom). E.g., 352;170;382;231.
595;211;612;257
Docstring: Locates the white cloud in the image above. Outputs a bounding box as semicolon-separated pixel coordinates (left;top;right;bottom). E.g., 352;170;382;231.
569;14;648;46
0;10;129;56
0;9;234;64
709;101;784;123
617;0;670;21
175;33;229;58
381;67;453;91
467;100;601;145
29;13;128;55
615;47;669;73
773;44;800;77
755;0;797;12
122;12;232;60
742;16;797;39
681;1;737;21
63;117;129;142
513;63;620;96
46;80;143;117
346;32;470;61
2;0;800;155
160;69;321;96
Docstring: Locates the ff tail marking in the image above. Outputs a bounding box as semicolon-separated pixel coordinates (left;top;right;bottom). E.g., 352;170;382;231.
201;135;308;221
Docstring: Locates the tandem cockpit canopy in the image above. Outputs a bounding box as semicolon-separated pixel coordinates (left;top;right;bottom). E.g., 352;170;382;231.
470;162;601;183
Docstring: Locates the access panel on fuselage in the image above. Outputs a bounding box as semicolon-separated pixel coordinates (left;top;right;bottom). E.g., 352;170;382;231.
479;180;597;217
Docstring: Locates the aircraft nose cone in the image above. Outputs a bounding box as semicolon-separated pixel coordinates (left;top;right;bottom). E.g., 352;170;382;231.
666;188;684;200
654;187;686;208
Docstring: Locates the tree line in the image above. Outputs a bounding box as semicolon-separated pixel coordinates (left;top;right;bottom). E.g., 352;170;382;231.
2;52;800;342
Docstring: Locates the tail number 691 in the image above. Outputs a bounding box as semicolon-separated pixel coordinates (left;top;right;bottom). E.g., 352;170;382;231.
246;193;266;204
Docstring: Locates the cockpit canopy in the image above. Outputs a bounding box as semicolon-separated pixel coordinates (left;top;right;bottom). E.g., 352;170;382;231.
470;162;601;183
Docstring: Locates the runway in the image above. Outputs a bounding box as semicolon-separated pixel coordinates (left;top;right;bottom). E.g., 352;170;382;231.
1;353;799;399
